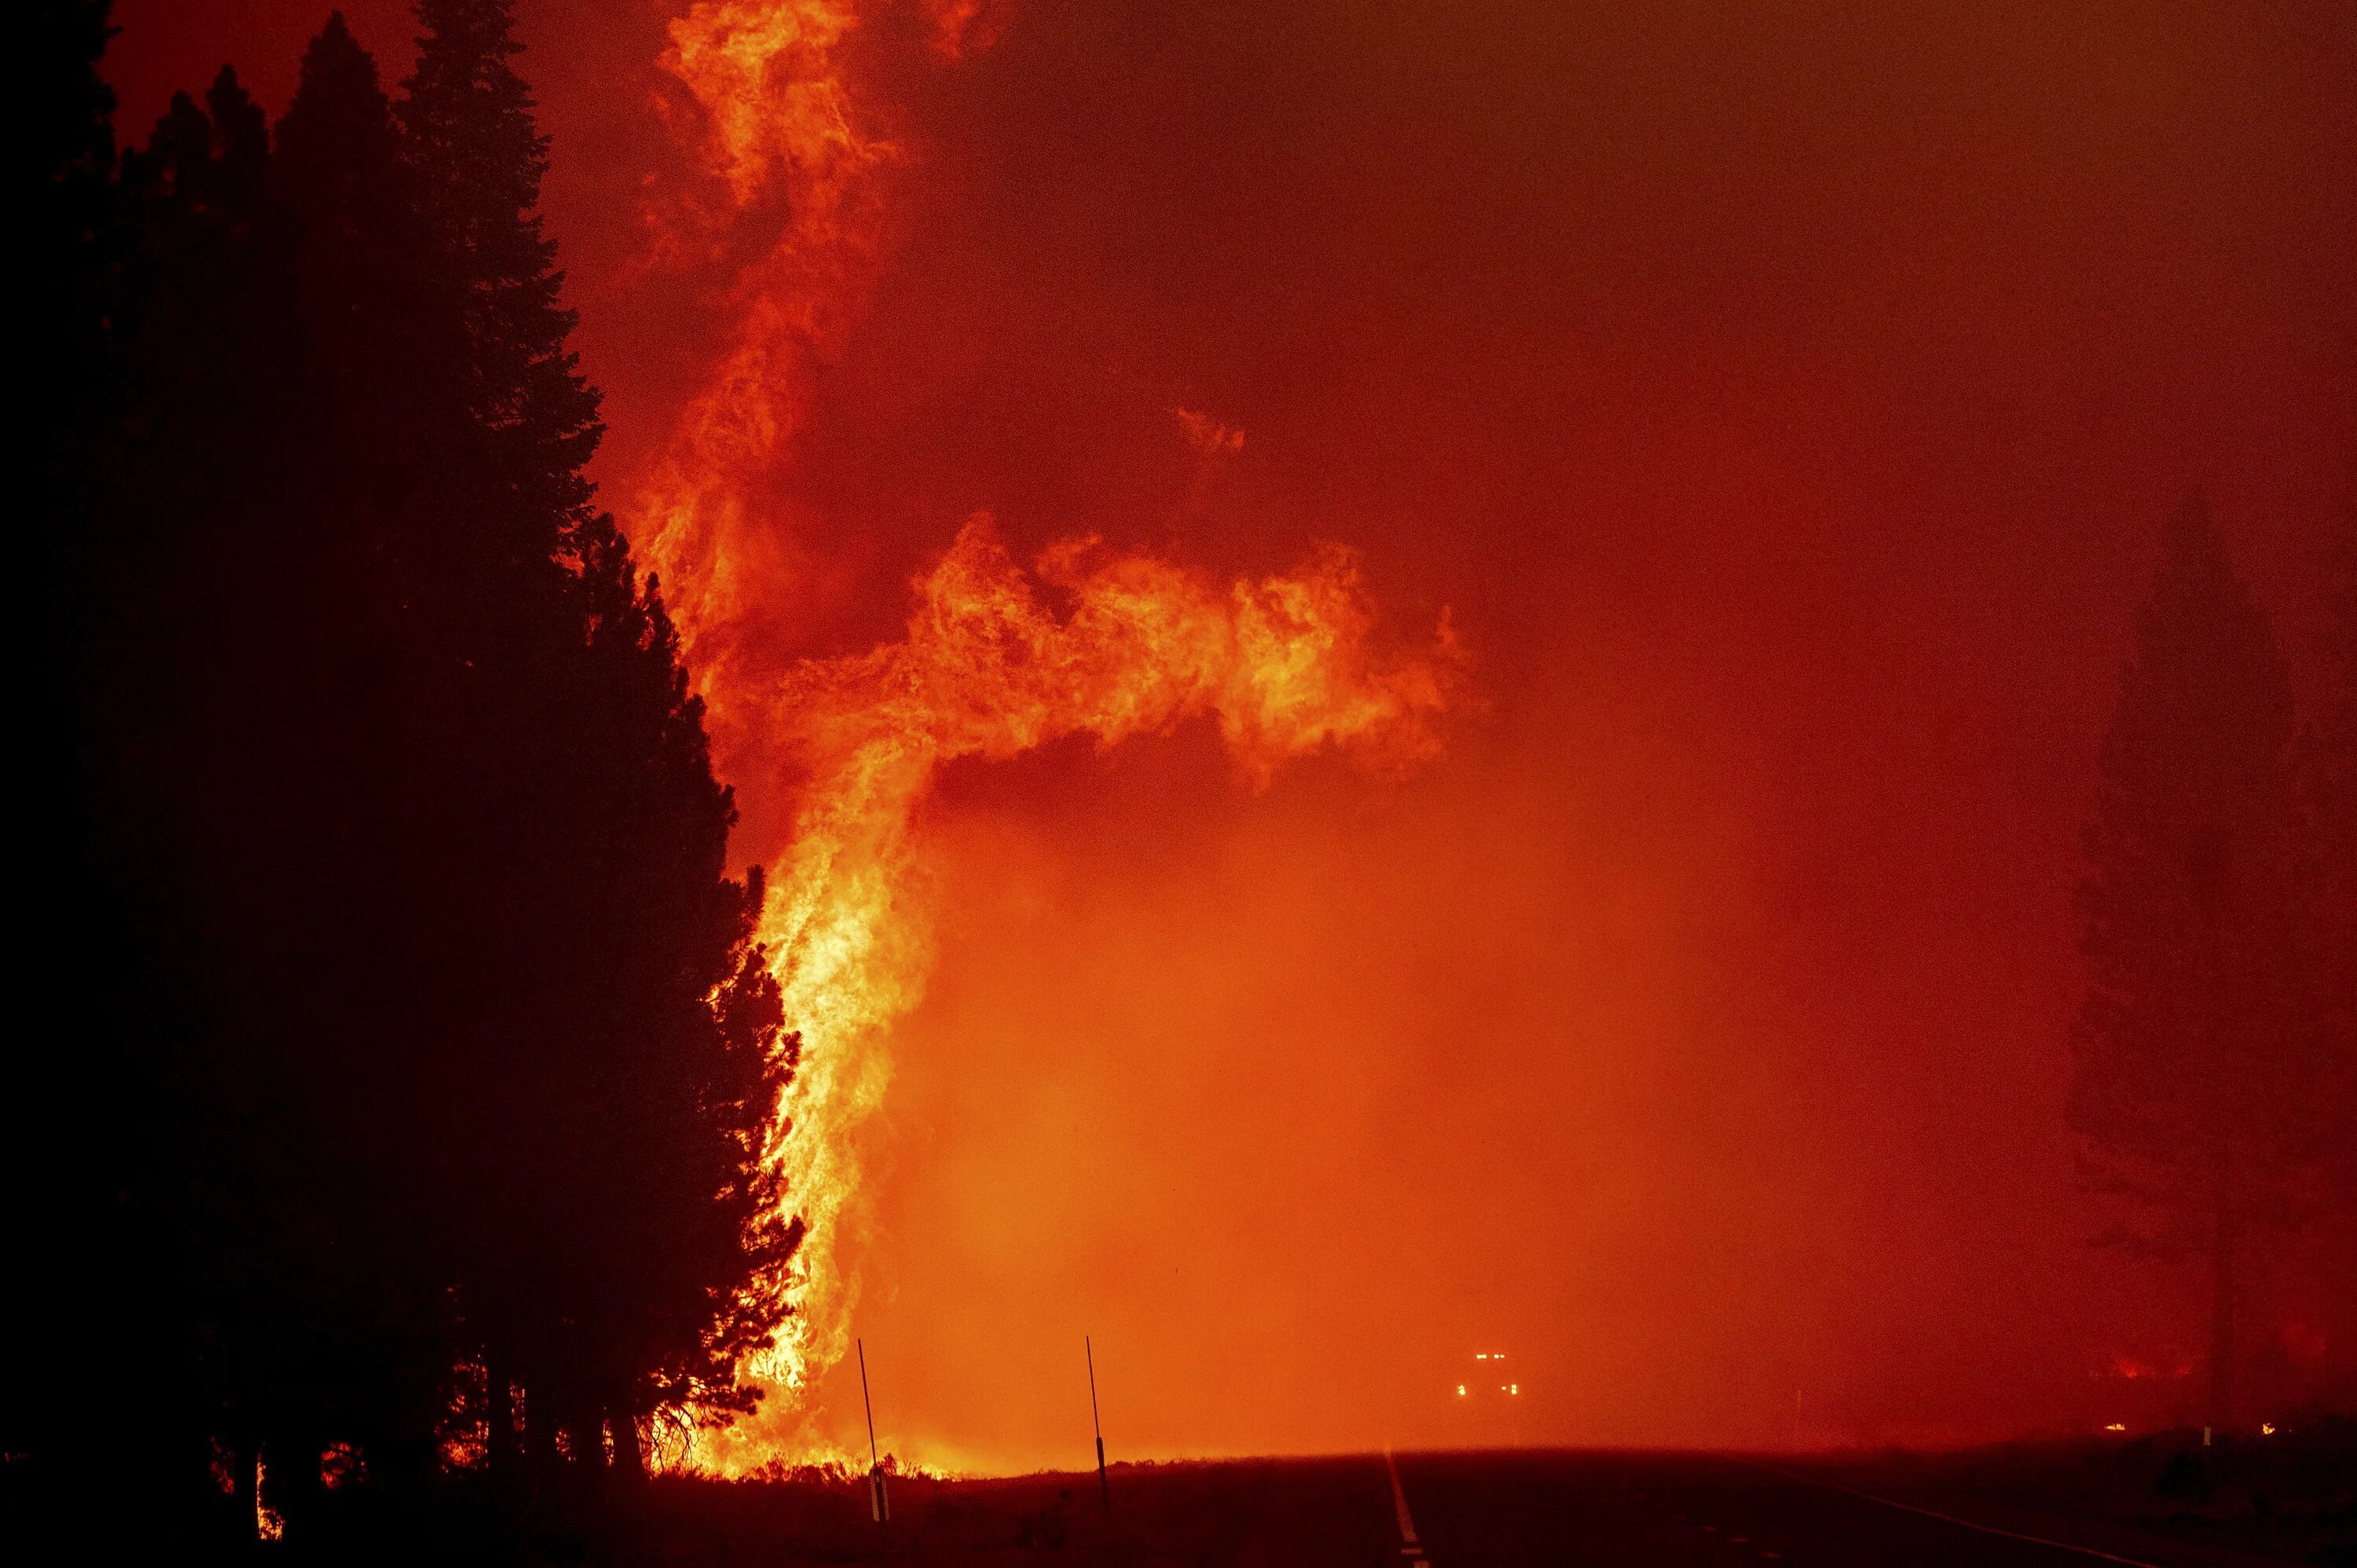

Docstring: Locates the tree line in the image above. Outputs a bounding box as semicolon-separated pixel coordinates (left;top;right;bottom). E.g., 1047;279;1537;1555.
13;0;797;1551
2073;496;2355;1429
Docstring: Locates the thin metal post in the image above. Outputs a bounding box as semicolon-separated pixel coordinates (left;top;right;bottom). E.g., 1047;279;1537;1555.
1087;1335;1109;1508
859;1339;889;1525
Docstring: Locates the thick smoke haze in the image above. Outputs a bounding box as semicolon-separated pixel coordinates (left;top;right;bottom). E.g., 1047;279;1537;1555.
110;0;2354;1468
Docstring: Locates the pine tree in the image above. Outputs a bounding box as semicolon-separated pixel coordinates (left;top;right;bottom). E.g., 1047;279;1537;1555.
2296;514;2357;1388
28;5;801;1521
555;545;800;1469
397;0;601;566
2311;514;2356;1089
273;16;493;1508
387;1;595;1475
14;0;151;1519
390;0;798;1478
101;60;331;1545
2070;495;2321;1429
28;0;115;427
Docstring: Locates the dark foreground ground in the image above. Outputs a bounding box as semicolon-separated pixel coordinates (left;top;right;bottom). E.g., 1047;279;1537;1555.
71;1420;2345;1564
524;1420;2351;1568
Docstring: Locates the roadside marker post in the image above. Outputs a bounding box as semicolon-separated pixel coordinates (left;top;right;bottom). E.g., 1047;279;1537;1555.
1087;1335;1109;1508
859;1338;889;1526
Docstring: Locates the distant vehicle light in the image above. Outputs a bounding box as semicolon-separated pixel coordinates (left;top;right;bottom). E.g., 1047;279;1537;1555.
1459;1354;1517;1403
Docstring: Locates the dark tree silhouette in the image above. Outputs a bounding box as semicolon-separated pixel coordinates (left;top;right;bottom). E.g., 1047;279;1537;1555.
548;572;801;1471
398;0;600;555
390;0;798;1482
15;3;801;1544
2071;496;2324;1430
10;0;181;1532
111;59;439;1543
2296;514;2357;1386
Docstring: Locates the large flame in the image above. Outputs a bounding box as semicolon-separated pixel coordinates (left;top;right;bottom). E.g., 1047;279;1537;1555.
629;0;1463;1468
638;0;901;691
698;518;1461;1467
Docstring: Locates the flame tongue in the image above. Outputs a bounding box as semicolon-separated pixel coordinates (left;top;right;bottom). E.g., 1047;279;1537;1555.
639;0;902;693
786;522;1457;772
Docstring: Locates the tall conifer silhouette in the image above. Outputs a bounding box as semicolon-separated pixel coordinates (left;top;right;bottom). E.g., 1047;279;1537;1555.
14;0;157;1530
2297;515;2357;1380
398;0;599;559
2071;496;2320;1428
25;1;797;1535
390;0;795;1478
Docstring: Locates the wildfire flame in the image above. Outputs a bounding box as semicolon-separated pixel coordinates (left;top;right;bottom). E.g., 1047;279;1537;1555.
629;1;1464;1468
698;518;1460;1467
639;0;903;692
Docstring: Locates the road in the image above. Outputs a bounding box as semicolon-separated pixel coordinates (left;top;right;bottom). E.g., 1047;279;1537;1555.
1370;1450;2279;1568
607;1445;2311;1565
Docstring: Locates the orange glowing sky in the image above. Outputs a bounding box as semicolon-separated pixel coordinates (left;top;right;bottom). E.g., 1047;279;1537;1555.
110;0;2354;1470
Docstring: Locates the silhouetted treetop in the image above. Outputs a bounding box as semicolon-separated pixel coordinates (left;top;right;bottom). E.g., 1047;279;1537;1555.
399;0;600;544
278;16;398;229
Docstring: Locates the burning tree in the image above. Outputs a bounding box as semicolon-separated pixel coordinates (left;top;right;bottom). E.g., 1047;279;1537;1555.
2070;495;2325;1429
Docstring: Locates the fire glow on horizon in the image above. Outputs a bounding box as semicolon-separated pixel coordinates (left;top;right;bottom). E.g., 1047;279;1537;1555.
632;0;1464;1468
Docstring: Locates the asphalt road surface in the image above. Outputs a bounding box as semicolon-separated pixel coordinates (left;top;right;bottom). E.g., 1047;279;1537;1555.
600;1446;2316;1565
1371;1451;2279;1568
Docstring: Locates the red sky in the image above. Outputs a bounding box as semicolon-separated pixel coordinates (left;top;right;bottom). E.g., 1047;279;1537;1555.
108;0;2355;1467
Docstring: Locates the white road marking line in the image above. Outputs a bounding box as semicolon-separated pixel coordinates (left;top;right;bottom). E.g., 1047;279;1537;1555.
1383;1448;1426;1561
1742;1461;2168;1567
